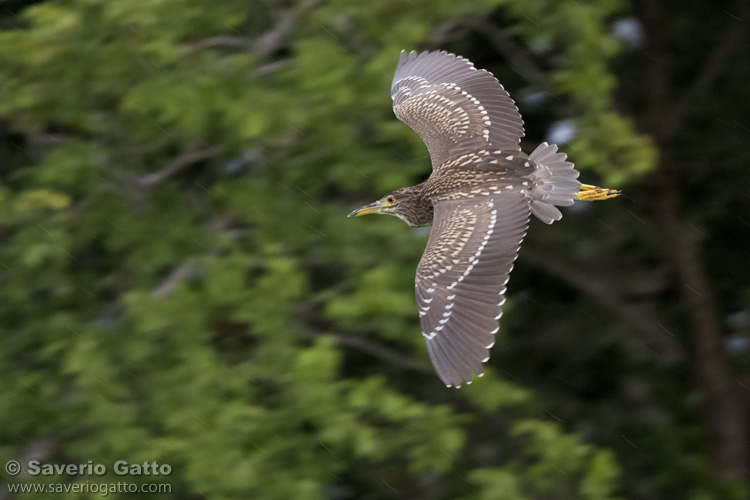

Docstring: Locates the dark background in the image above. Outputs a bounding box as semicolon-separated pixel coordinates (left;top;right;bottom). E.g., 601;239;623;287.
1;0;748;498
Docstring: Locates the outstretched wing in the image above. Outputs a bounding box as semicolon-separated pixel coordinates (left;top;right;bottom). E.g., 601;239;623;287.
415;192;530;387
391;50;525;169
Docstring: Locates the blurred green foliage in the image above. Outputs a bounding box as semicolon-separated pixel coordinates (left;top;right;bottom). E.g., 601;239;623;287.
0;0;748;499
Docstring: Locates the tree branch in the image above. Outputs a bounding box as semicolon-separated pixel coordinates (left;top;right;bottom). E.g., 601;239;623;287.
151;216;237;297
425;18;547;87
153;260;199;297
653;172;749;481
253;0;326;58
180;0;326;58
635;0;749;480
634;0;675;143
521;248;685;364
331;335;432;374
179;35;255;55
252;59;295;78
669;0;748;137
465;18;548;87
424;20;472;48
137;144;223;187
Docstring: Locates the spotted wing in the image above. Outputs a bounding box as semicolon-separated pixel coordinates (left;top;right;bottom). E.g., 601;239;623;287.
416;192;530;387
392;50;525;169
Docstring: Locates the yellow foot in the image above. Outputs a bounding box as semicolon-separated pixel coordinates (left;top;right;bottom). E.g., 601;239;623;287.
576;184;621;201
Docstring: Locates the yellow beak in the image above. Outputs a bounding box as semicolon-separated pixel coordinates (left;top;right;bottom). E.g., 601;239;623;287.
348;201;386;217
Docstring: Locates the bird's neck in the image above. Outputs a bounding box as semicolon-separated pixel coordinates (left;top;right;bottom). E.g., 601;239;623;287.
402;183;434;228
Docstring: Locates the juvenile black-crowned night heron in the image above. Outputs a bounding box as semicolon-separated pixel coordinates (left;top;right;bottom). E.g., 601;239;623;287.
349;50;619;388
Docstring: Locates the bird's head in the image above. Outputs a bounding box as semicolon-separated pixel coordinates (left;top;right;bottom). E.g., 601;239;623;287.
348;186;432;227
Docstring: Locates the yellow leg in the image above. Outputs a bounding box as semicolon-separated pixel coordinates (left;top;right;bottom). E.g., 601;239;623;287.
576;184;621;201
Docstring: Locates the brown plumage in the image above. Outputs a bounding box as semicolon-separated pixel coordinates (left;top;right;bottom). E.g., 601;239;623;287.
349;50;620;387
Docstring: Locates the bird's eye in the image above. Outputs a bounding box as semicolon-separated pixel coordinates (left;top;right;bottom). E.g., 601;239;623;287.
386;196;395;204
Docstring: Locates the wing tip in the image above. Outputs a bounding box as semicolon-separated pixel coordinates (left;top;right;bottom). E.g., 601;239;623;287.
397;49;477;68
391;49;525;153
442;364;486;389
427;334;491;389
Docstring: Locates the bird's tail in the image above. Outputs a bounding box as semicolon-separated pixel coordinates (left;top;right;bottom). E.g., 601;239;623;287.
528;142;581;224
528;142;620;224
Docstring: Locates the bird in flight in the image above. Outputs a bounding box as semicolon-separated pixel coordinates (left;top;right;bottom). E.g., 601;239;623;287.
348;50;619;387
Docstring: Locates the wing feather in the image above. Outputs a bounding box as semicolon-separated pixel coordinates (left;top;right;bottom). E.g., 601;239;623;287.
392;50;525;169
415;192;530;387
